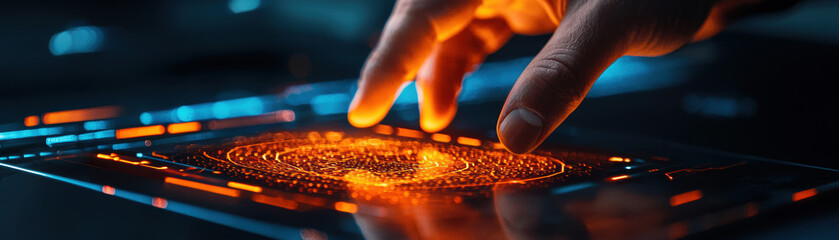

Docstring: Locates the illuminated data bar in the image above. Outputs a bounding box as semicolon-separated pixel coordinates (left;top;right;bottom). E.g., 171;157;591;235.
0;126;64;140
45;134;78;147
395;128;424;139
141;96;271;125
227;182;263;193
78;130;116;141
207;110;295;130
83;120;110;131
431;133;451;143
167;122;201;134
24;116;39;127
116;125;165;139
457;137;481;146
42;106;121;124
333;201;358;213
372;124;394;135
165;177;240;197
792;188;817;201
670;190;703;206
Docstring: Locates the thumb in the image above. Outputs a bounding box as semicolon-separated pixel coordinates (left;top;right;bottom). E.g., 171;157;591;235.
497;1;630;154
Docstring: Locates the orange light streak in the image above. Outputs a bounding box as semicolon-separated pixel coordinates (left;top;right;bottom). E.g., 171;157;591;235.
609;157;631;162
165;177;241;197
334;201;358;213
167;122;201;134
102;185;116;195
430;133;451;143
395;128;424;139
228;181;263;193
42;106;121;124
24;116;40;127
665;162;746;180
116;125;165;139
252;194;299;210
97;153;168;170
372;124;394;135
492;142;505;149
792;188;817;201
670;190;703;206
610;175;630;181
457;137;481;146
151;152;169;159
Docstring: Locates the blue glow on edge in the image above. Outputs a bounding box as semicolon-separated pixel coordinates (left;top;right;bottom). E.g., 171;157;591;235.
310;93;351;115
229;0;261;13
211;97;264;119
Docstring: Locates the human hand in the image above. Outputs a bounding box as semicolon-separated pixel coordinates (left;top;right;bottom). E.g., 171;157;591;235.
348;0;765;153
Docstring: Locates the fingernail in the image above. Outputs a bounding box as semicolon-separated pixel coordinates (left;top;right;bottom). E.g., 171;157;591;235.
499;108;543;154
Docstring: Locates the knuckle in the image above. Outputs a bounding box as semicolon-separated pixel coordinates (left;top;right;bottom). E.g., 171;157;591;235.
526;55;587;106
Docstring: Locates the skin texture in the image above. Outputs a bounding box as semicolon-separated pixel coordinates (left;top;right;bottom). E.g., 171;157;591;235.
348;0;772;154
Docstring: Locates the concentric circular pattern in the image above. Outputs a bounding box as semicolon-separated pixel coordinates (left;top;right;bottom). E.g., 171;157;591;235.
178;131;568;203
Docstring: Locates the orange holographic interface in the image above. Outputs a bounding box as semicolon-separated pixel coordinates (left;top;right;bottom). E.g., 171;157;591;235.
116;125;165;139
178;131;570;204
42;106;121;124
167;122;201;134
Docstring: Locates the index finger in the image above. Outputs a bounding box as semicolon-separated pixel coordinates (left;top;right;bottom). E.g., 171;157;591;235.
348;0;481;128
